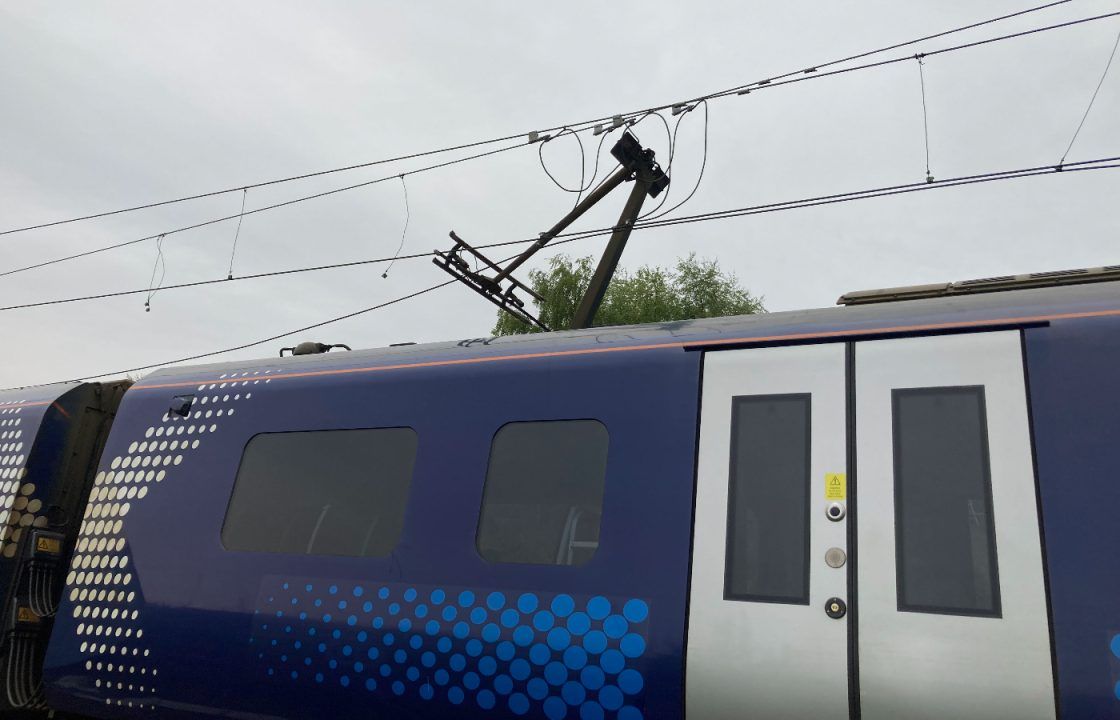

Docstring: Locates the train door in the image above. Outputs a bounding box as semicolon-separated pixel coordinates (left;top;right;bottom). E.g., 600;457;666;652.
686;332;1055;719
687;343;849;719
854;332;1054;719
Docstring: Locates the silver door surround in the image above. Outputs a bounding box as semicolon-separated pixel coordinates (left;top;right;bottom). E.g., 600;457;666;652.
685;332;1055;720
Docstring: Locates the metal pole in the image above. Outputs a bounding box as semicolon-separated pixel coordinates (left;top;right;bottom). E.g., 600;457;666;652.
570;174;652;329
495;165;633;282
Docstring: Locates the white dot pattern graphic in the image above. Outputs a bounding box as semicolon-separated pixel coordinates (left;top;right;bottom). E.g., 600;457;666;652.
0;401;43;560
65;371;269;710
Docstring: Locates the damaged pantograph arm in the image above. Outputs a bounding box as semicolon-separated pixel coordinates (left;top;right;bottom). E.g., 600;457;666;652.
433;231;549;330
433;130;669;331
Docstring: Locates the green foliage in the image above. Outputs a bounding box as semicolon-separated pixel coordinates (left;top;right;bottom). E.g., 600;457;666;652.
492;253;765;336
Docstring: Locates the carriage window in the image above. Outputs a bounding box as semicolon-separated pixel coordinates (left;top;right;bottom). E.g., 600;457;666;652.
221;428;417;557
476;420;608;566
893;387;1001;617
724;394;811;604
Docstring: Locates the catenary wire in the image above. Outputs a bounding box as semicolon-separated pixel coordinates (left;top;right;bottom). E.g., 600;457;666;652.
44;156;1119;385
6;155;1116;387
0;137;552;238
381;175;410;278
2;8;1110;282
58;242;537;383
768;0;1076;74
726;10;1120;100
1058;21;1120;165
918;57;935;182
61;281;459;382
5;155;1116;315
0;140;528;280
143;235;166;311
630;160;1120;231
0;0;1082;238
225;189;249;279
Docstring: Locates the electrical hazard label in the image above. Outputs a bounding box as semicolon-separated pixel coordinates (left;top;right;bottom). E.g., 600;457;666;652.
16;607;40;624
36;536;61;555
825;473;846;501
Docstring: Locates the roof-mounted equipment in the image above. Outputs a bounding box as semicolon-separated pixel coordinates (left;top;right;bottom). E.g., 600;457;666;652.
838;264;1120;306
279;342;352;357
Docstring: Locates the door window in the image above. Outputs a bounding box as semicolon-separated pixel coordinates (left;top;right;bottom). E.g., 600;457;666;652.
892;387;1001;616
724;394;811;604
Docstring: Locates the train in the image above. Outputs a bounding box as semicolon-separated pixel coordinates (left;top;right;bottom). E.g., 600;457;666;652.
1;266;1119;719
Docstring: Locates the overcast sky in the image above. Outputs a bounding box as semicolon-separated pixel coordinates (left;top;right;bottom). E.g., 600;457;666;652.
1;1;1117;387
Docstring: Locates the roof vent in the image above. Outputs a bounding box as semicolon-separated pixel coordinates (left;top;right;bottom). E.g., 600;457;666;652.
279;342;352;357
838;265;1120;306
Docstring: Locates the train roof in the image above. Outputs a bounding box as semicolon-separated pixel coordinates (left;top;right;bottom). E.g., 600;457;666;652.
132;278;1120;392
0;381;85;406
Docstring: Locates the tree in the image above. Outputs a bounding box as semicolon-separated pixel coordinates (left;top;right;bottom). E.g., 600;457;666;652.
492;253;765;335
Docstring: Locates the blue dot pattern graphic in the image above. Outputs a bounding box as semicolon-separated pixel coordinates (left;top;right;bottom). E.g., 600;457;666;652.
252;580;649;718
1112;633;1120;701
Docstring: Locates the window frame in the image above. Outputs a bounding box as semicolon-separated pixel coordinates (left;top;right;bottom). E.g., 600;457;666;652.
474;418;610;567
891;385;1003;618
723;393;812;605
219;425;419;558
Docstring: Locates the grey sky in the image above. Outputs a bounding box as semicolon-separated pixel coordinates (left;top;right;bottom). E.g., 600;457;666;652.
1;1;1117;387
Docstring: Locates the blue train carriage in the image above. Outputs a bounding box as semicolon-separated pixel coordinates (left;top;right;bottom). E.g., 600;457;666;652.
0;380;128;712
36;269;1120;719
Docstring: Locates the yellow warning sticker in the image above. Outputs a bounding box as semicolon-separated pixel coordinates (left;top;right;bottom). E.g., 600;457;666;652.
825;473;847;501
16;607;40;624
36;536;61;555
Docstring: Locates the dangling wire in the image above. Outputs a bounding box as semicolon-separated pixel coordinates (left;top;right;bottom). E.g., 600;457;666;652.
1058;24;1120;167
382;175;410;279
645;100;710;221
639;108;692;220
917;55;935;183
226;188;248;280
144;234;166;312
625;110;672;152
576;127;618;206
538;128;588;210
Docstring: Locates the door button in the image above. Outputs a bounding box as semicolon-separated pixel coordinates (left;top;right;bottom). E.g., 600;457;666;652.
826;502;846;521
825;597;847;619
825;547;847;568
